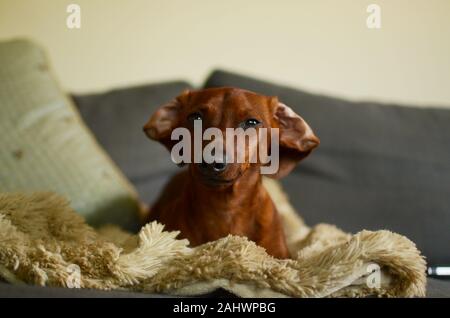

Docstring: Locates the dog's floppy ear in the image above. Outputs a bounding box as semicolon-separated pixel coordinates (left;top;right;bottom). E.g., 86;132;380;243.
143;90;189;151
268;98;319;179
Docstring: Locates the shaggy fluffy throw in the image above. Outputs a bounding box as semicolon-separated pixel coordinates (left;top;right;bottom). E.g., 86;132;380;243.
0;179;426;297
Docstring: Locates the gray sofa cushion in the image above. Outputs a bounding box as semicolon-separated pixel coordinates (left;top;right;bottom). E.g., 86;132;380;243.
71;73;450;266
0;279;448;297
204;70;450;266
72;82;191;205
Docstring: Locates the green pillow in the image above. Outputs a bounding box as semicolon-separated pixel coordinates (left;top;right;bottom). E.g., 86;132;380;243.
0;39;140;231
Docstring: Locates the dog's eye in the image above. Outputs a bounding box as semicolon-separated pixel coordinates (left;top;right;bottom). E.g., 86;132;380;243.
188;112;202;122
241;118;260;129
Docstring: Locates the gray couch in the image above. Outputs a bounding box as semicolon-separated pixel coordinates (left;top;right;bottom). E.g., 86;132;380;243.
1;70;449;297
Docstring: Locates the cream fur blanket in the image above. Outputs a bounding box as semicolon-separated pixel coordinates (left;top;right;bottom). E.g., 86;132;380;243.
0;179;426;297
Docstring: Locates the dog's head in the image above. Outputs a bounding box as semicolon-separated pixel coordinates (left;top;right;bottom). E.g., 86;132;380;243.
144;87;319;186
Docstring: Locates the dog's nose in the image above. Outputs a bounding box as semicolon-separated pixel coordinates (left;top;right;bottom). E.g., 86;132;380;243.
212;162;226;172
199;159;228;173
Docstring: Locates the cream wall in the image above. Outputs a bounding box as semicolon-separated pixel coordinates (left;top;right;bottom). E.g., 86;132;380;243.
1;0;449;107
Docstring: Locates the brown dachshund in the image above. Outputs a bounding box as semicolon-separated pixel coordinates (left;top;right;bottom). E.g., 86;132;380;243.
143;87;319;259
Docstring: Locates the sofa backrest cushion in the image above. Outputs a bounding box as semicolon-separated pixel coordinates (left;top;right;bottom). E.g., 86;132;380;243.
204;70;450;266
73;81;191;206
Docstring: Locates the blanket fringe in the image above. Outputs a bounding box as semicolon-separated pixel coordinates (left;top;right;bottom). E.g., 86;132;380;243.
0;191;426;297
